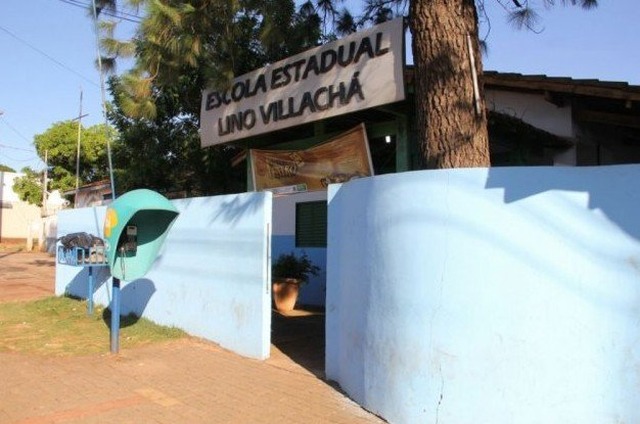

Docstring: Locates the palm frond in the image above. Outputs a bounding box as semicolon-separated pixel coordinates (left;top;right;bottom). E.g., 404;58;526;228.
507;7;541;30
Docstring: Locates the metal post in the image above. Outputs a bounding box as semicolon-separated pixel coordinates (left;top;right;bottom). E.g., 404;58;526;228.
87;266;94;315
42;150;48;215
91;0;116;201
110;277;121;354
74;89;83;207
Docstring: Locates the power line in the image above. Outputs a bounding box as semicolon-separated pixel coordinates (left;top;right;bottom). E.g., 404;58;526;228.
0;117;40;165
0;25;99;88
0;143;34;153
0;115;31;144
58;0;143;24
0;151;39;164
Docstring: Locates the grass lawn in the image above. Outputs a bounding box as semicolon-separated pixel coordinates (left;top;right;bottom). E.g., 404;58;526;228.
0;296;185;356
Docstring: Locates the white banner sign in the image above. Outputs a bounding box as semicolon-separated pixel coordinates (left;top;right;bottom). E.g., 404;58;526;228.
200;18;405;147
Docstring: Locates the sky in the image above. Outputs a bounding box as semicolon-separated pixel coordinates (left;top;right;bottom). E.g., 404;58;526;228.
0;0;638;172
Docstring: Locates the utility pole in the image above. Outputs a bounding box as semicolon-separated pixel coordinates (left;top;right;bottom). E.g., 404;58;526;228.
75;88;84;207
42;149;48;216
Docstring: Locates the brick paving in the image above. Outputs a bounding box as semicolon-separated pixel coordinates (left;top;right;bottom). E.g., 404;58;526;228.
0;252;384;423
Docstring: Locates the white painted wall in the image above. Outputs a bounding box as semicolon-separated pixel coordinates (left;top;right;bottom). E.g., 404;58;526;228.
326;165;640;424
272;191;327;235
0;172;41;240
56;192;273;360
486;89;574;138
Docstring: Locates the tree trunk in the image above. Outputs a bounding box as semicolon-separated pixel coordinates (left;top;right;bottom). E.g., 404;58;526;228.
409;0;491;168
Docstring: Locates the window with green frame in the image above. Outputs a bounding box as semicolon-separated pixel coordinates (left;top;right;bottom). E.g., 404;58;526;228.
295;201;327;247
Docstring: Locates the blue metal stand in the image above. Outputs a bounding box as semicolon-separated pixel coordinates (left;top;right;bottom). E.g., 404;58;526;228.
87;266;94;315
110;277;121;354
57;245;108;316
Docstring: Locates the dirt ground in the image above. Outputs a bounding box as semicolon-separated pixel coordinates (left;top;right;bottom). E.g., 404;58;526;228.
0;250;56;302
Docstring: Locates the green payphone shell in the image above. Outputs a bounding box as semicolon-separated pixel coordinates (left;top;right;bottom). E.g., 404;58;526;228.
103;189;179;281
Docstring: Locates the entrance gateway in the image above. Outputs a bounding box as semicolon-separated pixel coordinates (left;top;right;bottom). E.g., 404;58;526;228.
199;17;409;309
198;18;409;364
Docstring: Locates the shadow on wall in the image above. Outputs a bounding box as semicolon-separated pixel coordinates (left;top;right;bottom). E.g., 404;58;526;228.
102;279;157;328
64;266;111;300
119;278;156;317
211;194;266;226
485;165;640;241
481;164;640;315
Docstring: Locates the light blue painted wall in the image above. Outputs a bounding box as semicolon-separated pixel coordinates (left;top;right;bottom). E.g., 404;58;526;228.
326;165;640;424
56;192;273;360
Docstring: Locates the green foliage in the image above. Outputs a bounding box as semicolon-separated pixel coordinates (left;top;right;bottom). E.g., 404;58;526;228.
12;168;43;207
273;252;320;284
0;164;15;172
108;76;246;195
33;121;116;193
100;1;323;120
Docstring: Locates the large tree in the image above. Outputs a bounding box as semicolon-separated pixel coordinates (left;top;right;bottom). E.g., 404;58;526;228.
108;74;245;195
35;121;115;194
13;121;115;206
410;1;491;167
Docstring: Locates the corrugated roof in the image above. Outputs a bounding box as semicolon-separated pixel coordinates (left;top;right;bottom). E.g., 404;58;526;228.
403;66;640;101
482;71;640;101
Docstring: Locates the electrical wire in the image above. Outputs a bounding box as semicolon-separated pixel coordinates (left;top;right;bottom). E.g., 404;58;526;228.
0;143;34;153
0;151;39;163
58;0;143;24
0;116;31;143
0;25;99;88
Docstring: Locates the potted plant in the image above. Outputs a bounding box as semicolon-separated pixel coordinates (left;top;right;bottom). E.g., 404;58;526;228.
272;251;320;312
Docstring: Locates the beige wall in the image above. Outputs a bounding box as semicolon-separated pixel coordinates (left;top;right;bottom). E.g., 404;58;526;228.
0;172;42;242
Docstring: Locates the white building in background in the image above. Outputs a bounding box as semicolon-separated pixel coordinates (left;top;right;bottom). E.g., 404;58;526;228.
0;172;42;244
0;171;70;250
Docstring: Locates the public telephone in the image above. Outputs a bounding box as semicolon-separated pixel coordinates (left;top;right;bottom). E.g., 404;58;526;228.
119;225;138;255
103;189;179;281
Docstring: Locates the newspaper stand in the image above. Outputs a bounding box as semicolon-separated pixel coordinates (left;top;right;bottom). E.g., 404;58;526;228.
57;242;109;315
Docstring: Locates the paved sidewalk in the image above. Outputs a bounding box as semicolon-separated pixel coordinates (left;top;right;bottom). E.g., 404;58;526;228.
0;253;384;423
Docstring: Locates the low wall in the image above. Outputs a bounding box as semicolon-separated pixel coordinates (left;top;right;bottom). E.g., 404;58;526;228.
326;165;640;423
56;192;272;360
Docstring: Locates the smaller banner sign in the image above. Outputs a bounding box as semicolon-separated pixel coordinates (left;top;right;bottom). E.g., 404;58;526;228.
250;124;373;191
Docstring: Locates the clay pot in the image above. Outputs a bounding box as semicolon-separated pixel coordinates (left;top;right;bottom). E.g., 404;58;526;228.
272;278;302;312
